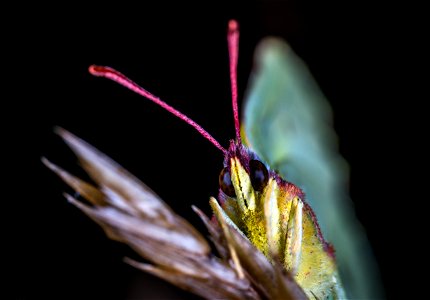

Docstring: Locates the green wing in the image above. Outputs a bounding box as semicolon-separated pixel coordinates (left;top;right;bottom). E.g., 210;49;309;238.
243;38;382;299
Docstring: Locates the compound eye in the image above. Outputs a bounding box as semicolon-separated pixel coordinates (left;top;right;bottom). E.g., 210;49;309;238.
249;160;268;192
219;168;236;197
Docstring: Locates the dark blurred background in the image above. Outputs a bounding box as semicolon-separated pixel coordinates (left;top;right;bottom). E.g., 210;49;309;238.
9;1;405;299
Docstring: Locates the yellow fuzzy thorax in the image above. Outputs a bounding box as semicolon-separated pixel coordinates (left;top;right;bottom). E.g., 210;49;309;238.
219;157;339;299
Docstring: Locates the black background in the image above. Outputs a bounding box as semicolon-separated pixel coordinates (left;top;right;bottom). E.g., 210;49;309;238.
9;1;407;299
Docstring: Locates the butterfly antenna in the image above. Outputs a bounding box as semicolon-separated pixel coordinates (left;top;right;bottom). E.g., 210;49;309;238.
228;19;241;144
89;65;227;154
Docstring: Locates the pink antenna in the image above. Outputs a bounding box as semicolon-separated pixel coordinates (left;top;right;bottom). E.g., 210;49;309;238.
89;65;227;154
228;20;241;144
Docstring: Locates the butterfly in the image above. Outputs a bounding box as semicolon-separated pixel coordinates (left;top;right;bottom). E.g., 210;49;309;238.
45;20;381;299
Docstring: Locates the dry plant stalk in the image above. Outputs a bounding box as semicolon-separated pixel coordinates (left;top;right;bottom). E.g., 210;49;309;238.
43;128;306;300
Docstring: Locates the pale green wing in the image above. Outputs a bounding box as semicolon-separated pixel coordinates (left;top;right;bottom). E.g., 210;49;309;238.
243;38;382;299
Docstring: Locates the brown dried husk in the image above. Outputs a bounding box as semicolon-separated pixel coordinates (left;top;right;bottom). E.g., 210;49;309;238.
43;128;307;300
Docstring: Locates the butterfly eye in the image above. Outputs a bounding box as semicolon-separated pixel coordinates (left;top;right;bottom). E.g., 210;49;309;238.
219;168;236;197
249;160;269;192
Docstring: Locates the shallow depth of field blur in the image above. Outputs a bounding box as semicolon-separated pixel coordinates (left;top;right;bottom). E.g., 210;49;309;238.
12;1;402;299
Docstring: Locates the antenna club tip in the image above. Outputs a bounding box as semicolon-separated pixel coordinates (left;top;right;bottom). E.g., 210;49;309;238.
88;65;105;76
228;20;239;32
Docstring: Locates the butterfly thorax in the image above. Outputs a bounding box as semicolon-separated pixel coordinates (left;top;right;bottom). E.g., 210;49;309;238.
218;140;339;298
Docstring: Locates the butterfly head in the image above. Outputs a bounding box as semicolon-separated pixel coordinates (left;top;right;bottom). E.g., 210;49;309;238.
220;140;277;203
